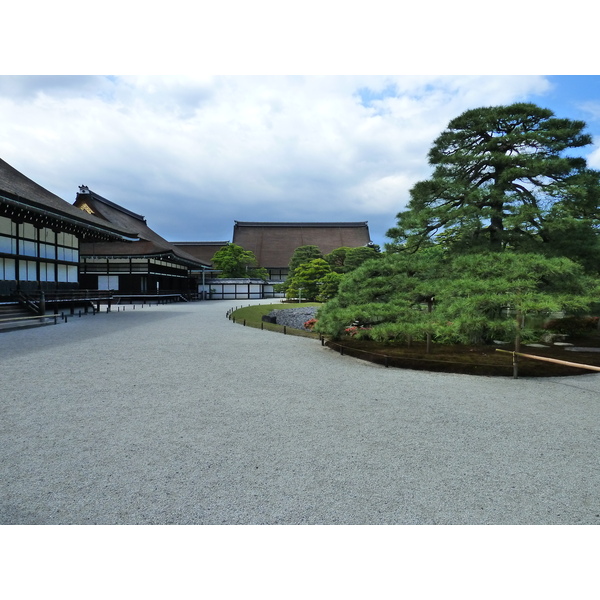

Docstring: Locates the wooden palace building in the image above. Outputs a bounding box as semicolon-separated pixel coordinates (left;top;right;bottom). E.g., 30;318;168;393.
0;158;131;304
232;221;373;280
1;154;374;307
196;221;373;300
171;241;228;267
73;186;210;297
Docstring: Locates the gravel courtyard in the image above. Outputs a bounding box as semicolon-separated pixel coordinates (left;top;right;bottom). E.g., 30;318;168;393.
1;299;599;525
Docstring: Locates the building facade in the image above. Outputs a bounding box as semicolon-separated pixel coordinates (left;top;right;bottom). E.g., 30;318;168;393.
74;187;210;297
232;221;372;280
0;158;129;300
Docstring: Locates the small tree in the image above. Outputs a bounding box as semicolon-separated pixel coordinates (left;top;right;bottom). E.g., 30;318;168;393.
289;245;323;273
315;249;444;342
323;247;350;272
324;246;381;273
344;246;381;271
286;258;332;301
211;243;269;280
316;271;343;302
275;245;324;294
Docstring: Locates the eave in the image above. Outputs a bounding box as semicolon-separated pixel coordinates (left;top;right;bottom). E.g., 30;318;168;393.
1;192;134;242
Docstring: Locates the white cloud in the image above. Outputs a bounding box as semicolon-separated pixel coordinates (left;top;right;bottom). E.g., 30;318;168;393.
0;75;558;245
587;146;600;170
578;100;600;121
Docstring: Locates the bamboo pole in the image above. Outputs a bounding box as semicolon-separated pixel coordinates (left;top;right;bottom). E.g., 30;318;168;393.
496;349;600;373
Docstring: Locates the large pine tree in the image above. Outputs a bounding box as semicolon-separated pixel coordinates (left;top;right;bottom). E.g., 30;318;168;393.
316;103;600;347
387;103;600;263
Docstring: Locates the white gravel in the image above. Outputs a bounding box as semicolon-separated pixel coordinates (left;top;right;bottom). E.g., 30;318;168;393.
1;299;600;524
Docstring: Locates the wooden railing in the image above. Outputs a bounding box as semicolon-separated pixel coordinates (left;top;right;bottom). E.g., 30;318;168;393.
114;293;192;304
15;290;114;316
30;290;114;303
1;289;199;330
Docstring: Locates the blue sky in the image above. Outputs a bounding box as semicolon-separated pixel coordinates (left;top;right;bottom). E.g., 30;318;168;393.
1;75;598;250
531;76;600;134
2;3;599;251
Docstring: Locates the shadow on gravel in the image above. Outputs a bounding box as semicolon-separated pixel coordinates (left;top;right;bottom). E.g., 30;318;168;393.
0;309;192;360
0;503;46;525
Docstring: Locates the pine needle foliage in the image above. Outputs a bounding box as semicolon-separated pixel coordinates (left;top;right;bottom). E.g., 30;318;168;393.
386;103;600;268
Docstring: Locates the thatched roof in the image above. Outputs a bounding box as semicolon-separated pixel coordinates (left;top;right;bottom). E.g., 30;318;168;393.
232;221;372;267
171;242;229;267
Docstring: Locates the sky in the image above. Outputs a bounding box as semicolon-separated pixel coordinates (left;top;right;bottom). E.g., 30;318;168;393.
2;74;599;250
2;3;599;252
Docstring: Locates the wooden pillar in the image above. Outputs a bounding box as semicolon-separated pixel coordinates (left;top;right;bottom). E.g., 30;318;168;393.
513;309;522;379
426;296;433;354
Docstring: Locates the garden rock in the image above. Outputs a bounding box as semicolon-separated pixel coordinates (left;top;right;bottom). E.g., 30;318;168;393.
266;306;318;330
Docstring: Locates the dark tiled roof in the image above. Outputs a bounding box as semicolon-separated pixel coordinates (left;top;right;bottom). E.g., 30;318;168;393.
0;158;130;239
74;187;209;268
233;221;372;267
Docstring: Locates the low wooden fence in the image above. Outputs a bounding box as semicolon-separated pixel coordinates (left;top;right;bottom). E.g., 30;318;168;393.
227;306;600;378
325;340;516;376
226;306;320;340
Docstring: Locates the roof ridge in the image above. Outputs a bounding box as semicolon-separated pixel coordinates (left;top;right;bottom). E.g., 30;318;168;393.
78;186;146;222
234;221;368;227
172;241;229;245
0;158;132;239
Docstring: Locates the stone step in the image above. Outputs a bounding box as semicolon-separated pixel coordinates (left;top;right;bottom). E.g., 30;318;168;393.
0;303;54;332
0;304;31;318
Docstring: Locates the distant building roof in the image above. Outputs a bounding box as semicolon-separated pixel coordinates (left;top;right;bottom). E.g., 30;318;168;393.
232;221;372;267
171;241;229;266
73;186;210;268
0;158;130;240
